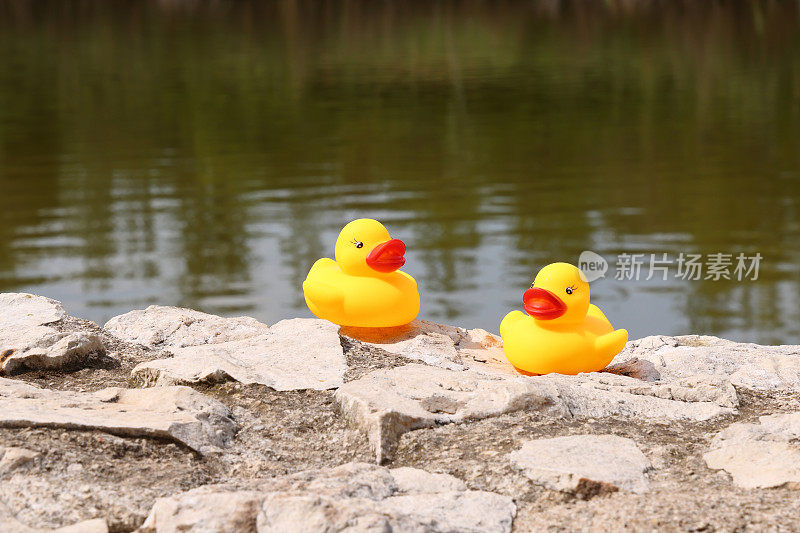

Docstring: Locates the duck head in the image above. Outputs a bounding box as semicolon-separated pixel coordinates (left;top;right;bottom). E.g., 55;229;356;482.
523;262;590;324
335;218;407;276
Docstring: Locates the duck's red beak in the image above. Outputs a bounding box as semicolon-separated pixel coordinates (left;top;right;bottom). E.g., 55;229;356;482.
523;287;567;320
366;239;406;272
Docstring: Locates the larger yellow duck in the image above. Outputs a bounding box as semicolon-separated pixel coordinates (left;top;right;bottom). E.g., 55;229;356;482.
303;219;420;327
500;262;628;375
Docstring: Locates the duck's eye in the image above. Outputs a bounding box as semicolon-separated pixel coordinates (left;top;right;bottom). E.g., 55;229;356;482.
355;241;363;249
565;287;573;295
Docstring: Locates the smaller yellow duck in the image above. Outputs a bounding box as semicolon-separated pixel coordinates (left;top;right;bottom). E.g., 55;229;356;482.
500;262;628;375
303;219;420;327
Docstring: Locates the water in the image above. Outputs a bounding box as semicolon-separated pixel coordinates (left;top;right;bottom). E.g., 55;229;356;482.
1;1;799;343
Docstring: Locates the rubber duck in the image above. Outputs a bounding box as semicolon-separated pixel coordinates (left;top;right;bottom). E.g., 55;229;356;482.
303;219;420;327
500;262;628;375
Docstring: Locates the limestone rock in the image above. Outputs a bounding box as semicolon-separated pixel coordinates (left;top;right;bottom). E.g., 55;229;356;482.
341;320;517;375
1;293;66;326
139;462;515;533
139;490;264;533
335;363;553;462
389;466;467;493
0;446;41;474
336;364;736;462
703;412;800;489
1;499;107;533
509;434;652;494
539;372;739;417
341;320;466;370
458;327;518;375
0;293;105;375
0;378;236;453
104;305;270;351
131;318;346;391
612;335;800;391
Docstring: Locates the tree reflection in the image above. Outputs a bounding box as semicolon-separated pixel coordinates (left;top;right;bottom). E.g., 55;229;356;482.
0;0;798;340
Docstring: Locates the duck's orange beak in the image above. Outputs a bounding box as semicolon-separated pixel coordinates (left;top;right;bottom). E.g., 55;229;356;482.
366;239;406;272
523;287;567;320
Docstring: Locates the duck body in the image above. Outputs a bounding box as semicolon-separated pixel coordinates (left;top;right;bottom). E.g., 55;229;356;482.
500;262;628;375
303;219;420;327
304;258;419;327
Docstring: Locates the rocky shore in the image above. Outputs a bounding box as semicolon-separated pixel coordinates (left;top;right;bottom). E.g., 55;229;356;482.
1;292;799;532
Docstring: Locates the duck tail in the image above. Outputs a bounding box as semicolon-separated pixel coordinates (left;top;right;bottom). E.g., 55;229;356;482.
595;328;629;361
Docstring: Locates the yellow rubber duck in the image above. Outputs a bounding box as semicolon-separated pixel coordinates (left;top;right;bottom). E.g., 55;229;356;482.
500;262;628;375
303;219;420;327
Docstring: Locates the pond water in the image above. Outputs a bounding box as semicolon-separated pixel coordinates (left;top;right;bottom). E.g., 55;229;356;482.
1;1;799;343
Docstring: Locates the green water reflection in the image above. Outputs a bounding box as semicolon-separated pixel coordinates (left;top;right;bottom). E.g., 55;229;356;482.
1;0;799;343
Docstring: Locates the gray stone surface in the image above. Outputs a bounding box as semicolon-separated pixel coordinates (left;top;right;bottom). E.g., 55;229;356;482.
509;434;652;493
341;320;517;375
1;292;66;325
389;466;467;493
0;293;104;375
0;499;107;533
335;363;552;462
132;318;346;391
0;446;41;474
539;372;739;417
6;295;800;532
139;462;515;533
342;320;466;370
611;335;800;391
0;377;236;453
104;305;270;351
336;364;737;462
703;412;800;489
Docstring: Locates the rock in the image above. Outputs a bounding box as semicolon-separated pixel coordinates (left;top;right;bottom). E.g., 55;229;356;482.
509;434;652;494
1;293;66;325
104;305;270;351
1;499;107;533
612;335;800;391
0;293;105;375
131;319;346;391
703;412;800;489
540;372;739;416
139;490;264;533
389;466;467;493
336;364;737;462
335;363;553;463
603;357;662;381
0;431;219;532
0;377;236;453
343;326;800;390
341;320;466;370
458;327;518;375
341;320;517;375
66;463;84;474
0;446;40;474
139;462;515;533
